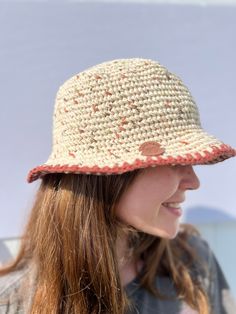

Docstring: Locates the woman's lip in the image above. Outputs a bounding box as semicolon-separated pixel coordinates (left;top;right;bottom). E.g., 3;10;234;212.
162;200;184;207
162;204;183;217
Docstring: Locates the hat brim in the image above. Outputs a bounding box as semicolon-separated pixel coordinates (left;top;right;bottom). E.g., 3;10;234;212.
27;129;236;183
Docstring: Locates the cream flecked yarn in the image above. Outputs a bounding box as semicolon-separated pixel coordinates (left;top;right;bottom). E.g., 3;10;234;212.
28;58;236;182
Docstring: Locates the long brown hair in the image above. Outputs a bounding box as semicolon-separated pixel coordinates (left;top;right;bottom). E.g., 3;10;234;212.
0;171;210;313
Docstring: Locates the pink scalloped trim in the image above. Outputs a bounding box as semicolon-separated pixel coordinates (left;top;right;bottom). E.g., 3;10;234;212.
27;144;236;183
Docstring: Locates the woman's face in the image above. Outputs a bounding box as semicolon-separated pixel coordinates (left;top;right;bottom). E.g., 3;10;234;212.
115;165;200;239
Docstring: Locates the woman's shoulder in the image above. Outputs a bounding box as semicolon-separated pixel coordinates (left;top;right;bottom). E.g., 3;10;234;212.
180;225;236;313
0;266;30;312
185;229;211;261
179;224;212;261
0;268;27;294
176;225;222;293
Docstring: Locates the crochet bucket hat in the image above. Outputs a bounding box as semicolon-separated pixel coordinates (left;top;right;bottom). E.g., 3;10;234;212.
27;58;236;183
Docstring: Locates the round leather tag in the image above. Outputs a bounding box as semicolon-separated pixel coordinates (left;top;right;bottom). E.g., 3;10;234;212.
139;141;165;156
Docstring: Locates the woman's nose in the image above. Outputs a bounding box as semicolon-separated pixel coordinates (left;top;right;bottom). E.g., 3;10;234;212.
180;165;200;191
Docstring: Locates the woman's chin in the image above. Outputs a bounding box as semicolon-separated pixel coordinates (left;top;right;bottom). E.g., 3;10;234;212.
137;224;180;239
154;229;179;239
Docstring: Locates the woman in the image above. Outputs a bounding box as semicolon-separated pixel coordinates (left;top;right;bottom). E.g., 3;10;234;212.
0;58;235;313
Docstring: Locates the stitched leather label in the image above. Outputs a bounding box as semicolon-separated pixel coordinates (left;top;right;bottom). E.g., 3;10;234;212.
139;141;165;156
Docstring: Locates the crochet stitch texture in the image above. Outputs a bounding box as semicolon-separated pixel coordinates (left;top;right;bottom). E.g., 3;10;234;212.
28;58;235;182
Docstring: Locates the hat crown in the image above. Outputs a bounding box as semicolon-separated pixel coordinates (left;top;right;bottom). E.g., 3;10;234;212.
52;58;201;163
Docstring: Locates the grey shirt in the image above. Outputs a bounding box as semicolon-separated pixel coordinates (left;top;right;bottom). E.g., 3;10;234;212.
0;235;236;314
125;236;236;314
